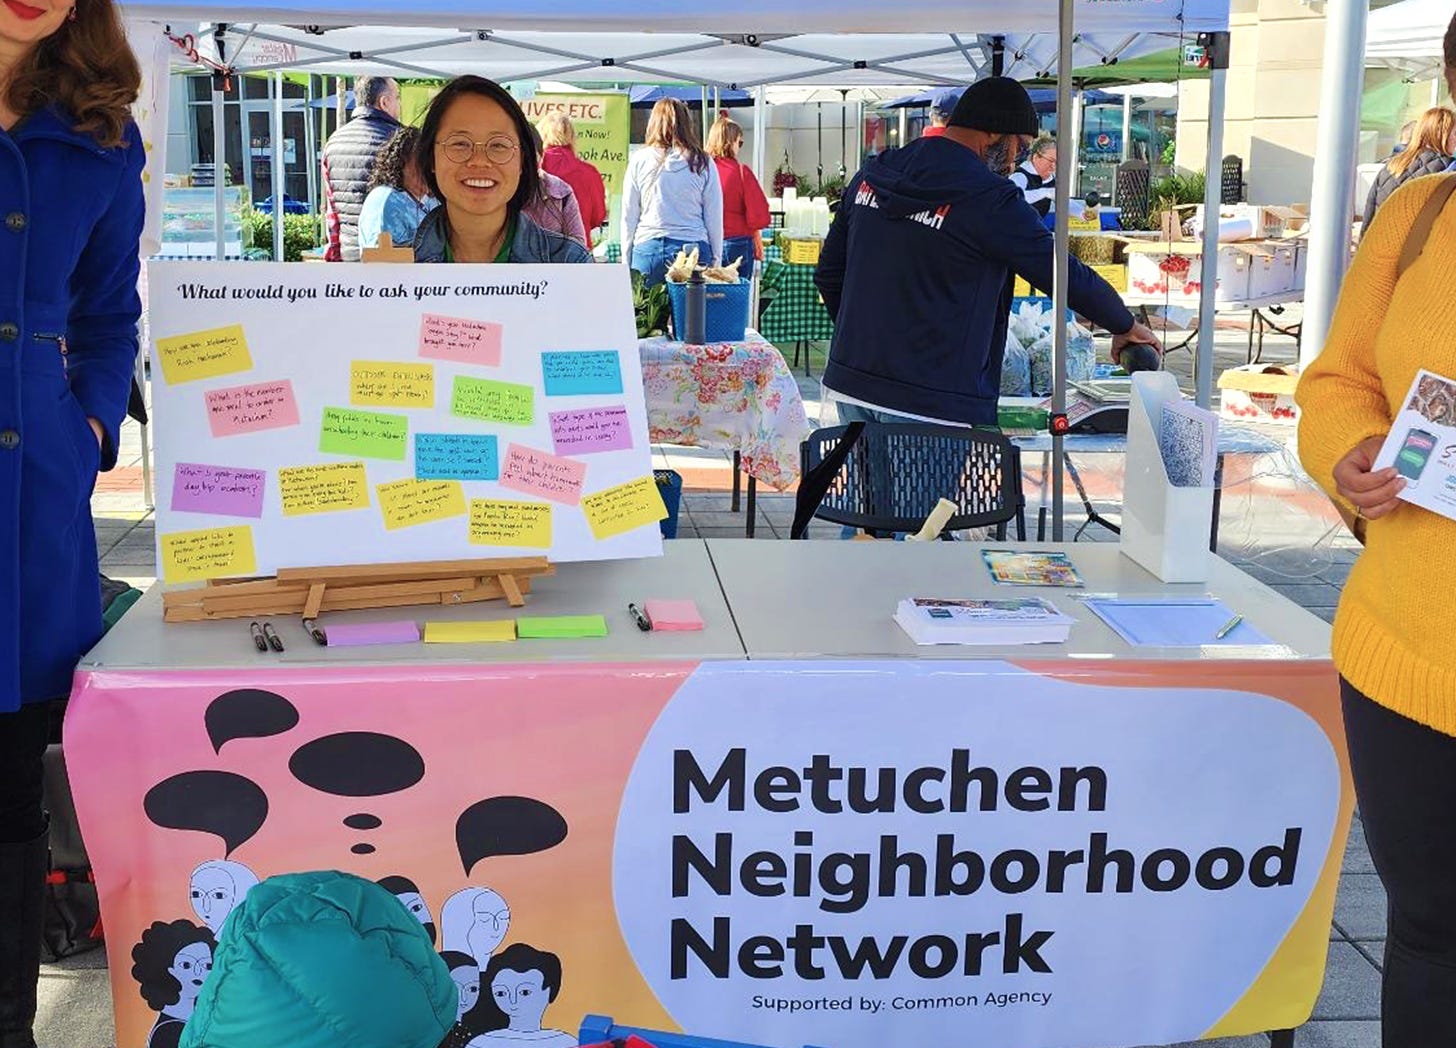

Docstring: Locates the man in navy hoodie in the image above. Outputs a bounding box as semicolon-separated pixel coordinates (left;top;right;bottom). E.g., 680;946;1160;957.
816;78;1162;427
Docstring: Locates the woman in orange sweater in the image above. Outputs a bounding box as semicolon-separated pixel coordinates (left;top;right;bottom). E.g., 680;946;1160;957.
706;112;771;279
1296;21;1456;1042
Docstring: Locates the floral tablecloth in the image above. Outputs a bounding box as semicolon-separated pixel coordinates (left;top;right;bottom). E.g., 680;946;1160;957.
638;329;810;490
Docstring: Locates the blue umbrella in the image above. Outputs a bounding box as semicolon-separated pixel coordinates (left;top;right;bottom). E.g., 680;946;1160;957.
628;85;753;108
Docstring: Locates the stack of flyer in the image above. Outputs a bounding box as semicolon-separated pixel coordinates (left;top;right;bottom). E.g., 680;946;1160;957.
893;597;1075;646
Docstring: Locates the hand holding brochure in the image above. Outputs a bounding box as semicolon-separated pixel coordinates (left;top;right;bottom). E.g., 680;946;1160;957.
1373;369;1456;521
894;597;1074;646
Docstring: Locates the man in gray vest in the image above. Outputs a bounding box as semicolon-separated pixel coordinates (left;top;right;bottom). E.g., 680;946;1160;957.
322;76;403;261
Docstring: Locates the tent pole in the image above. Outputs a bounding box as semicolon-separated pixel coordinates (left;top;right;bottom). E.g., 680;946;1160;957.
1070;86;1084;196
701;85;708;138
211;26;228;263
1051;0;1075;541
752;86;766;177
898;107;907;146
304;75;318;215
1196;38;1231;409
271;71;285;261
1120;92;1132;164
1301;2;1369;366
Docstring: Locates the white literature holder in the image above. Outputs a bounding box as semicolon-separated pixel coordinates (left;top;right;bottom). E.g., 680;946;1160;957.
1119;371;1214;583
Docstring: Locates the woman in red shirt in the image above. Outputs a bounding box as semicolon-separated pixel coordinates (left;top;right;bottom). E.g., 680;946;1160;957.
706;112;771;278
537;112;607;248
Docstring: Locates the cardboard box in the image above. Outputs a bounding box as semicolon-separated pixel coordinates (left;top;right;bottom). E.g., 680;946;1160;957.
1246;245;1298;300
1193;203;1309;241
1124;241;1261;303
1217;364;1301;425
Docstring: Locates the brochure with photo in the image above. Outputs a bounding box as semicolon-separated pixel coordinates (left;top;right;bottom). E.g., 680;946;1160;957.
1374;369;1456;521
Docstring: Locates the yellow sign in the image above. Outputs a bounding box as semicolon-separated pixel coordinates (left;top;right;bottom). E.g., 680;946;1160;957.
580;475;668;541
376;478;466;531
1069;215;1104;232
521;93;630;243
160;525;257;583
154;324;253;385
469;499;552;548
423;620;518;644
278;462;370;517
350;361;435;409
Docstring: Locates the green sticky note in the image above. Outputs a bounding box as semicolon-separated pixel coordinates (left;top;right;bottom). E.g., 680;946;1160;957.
516;615;609;639
320;407;409;460
452;375;534;425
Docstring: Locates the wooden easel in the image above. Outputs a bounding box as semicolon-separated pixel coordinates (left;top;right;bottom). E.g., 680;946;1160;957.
360;231;414;264
162;557;554;623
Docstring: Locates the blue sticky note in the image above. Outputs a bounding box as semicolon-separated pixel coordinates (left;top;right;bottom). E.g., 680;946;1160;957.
414;433;499;481
542;351;624;396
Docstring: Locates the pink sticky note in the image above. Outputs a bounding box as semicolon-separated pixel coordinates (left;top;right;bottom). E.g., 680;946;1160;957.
171;463;266;518
549;406;634;455
498;443;588;506
205;380;301;437
644;599;705;631
323;621;421;647
419;314;503;367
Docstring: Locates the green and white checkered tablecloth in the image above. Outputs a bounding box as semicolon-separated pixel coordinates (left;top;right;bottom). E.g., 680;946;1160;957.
602;242;623;264
758;259;835;343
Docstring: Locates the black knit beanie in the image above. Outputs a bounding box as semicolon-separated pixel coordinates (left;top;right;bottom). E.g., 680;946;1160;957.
947;77;1040;137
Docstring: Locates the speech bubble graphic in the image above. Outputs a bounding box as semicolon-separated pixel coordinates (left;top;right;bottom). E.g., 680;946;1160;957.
143;771;269;858
455;796;568;877
205;689;300;754
288;732;425;797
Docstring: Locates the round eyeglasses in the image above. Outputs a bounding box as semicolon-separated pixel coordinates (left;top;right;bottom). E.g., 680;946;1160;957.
438;134;519;166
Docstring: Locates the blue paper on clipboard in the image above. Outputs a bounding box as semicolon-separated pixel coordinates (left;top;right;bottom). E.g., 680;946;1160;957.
1082;598;1273;648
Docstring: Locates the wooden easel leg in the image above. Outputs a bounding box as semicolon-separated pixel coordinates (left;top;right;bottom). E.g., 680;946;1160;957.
498;574;525;607
303;583;327;620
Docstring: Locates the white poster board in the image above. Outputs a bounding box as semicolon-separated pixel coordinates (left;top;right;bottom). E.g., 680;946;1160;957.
147;261;664;584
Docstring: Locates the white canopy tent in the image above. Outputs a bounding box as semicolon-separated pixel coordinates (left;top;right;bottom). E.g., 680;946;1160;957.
127;0;1232;540
1366;0;1448;78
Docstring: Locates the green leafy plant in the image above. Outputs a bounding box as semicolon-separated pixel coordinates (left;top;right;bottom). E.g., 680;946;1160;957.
814;176;847;203
1148;170;1207;231
1160;140;1177;166
633;269;671;338
243;211;324;262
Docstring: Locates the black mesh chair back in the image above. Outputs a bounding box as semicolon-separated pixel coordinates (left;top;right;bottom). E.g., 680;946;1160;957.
1115;159;1151;231
1221;155;1244;205
792;423;1025;540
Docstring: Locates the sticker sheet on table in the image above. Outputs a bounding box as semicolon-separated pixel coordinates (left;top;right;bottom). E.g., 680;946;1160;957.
147;263;667;582
66;658;1352;1048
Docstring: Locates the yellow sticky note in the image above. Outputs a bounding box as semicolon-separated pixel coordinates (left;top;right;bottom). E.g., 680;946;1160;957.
376;478;466;531
423;620;518;644
469;499;552;548
350;361;435;409
154;324;253;385
160;525;257;583
580;475;669;540
278;462;370;517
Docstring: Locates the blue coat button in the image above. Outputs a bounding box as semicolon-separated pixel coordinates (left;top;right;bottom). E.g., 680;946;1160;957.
4;212;23;233
0;323;16;341
0;430;18;450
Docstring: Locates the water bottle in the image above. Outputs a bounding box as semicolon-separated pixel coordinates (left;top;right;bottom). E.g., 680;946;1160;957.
684;267;707;345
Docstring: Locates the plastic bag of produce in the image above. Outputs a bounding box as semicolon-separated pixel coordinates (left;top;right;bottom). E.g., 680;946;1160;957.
1000;331;1032;396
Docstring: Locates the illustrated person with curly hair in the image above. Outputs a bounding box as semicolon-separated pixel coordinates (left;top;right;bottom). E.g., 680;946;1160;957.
0;2;145;1045
130;920;216;1048
359;126;437;251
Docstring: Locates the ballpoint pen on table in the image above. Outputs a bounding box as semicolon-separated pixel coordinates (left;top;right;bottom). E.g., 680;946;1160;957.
1215;614;1244;640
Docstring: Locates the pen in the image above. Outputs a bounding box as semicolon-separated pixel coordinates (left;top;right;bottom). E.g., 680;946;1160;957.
249;621;268;652
627;603;652;632
1214;614;1243;640
302;618;327;646
262;622;285;653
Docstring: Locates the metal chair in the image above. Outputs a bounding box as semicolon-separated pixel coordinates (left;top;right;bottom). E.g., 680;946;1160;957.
1114;159;1151;230
1221;154;1245;204
791;422;1027;540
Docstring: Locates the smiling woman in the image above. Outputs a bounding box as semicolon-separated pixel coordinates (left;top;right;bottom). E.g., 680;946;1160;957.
413;76;592;266
0;0;145;1045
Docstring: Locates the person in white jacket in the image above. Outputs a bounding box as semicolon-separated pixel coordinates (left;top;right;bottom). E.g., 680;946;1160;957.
621;98;724;285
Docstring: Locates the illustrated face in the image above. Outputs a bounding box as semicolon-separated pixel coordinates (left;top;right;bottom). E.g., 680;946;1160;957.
169;943;213;1003
450;965;480;1019
491;969;549;1027
470;891;510;955
433;93;523;223
397;891;432;928
0;0;70;57
189;867;236;934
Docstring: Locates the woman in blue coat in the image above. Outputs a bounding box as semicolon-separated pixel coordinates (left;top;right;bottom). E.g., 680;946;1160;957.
0;2;144;1044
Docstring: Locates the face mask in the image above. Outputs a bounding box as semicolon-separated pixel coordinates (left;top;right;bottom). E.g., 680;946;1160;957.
983;136;1016;177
